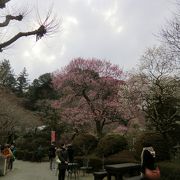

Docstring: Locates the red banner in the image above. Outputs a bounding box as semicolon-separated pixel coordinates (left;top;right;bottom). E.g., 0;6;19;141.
51;131;56;143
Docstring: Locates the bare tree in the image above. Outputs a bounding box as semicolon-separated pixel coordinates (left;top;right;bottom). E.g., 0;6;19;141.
161;17;180;60
138;46;180;140
160;2;180;67
0;0;58;52
0;86;41;143
119;45;179;142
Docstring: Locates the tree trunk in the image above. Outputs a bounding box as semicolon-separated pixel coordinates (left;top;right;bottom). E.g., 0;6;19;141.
95;120;103;138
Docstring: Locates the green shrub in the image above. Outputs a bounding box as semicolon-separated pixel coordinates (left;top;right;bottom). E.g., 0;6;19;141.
88;155;103;171
16;149;25;160
72;133;98;156
96;134;127;156
74;155;103;171
33;137;50;147
104;150;138;164
159;161;180;180
16;136;36;151
15;130;50;161
75;151;136;171
15;137;25;148
23;151;34;161
134;132;170;161
16;149;40;161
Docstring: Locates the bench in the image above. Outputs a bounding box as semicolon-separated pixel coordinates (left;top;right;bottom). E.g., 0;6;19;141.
93;171;107;180
67;163;79;179
93;171;141;180
124;175;141;180
105;163;141;180
80;166;92;175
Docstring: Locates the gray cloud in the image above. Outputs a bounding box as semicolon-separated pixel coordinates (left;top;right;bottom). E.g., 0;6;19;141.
0;0;176;81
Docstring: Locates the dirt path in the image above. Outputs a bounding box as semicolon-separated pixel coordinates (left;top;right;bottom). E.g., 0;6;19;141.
0;160;93;180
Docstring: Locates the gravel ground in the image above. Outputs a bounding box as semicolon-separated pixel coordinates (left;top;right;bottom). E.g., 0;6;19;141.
0;160;94;180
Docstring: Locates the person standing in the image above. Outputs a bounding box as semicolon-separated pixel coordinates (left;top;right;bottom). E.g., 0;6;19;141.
37;145;43;162
58;143;68;180
67;144;74;163
55;148;61;176
140;143;160;180
49;142;56;170
9;143;16;170
1;144;13;170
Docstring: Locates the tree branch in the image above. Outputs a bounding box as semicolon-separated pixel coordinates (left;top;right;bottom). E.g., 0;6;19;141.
0;0;10;9
0;25;46;52
0;14;23;27
82;88;97;115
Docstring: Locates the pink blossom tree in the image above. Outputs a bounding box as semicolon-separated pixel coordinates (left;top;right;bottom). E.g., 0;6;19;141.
52;58;126;137
117;74;146;133
118;74;146;121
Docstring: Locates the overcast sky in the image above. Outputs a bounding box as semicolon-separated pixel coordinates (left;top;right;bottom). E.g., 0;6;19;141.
0;0;177;81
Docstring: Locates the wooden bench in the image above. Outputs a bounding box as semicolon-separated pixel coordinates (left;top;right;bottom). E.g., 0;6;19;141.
93;171;107;180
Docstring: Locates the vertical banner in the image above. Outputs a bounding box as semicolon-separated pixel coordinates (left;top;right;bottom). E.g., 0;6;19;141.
51;131;56;143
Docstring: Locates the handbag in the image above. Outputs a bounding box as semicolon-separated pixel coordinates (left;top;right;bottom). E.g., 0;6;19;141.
145;167;160;180
55;155;61;164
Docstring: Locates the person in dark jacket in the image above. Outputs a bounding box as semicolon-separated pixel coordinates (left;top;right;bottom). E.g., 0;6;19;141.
9;143;16;170
67;144;74;163
49;142;56;170
58;143;68;180
140;143;158;180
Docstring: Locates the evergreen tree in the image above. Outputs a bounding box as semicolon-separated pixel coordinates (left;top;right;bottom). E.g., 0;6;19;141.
0;59;16;91
26;73;58;110
16;67;29;96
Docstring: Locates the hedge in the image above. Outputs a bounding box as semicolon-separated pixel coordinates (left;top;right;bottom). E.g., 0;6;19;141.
134;132;170;161
74;150;137;171
96;133;127;156
159;161;180;180
74;155;103;171
105;150;138;164
72;133;98;156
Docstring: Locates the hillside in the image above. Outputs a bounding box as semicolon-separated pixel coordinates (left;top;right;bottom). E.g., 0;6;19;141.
0;87;42;143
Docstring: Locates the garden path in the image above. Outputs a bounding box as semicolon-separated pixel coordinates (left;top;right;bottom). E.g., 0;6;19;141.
1;160;94;180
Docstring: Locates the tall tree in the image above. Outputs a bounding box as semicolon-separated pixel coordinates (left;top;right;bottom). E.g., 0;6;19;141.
0;0;58;52
138;46;180;140
52;58;126;138
160;2;180;68
121;46;179;140
0;59;16;90
118;73;146;127
35;99;66;135
28;73;57;100
26;73;58;110
26;73;63;136
16;67;29;96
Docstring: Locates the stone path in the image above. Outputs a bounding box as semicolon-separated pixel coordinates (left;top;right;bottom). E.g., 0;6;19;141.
0;160;94;180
